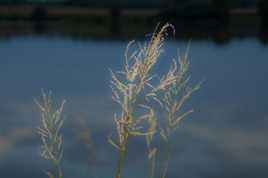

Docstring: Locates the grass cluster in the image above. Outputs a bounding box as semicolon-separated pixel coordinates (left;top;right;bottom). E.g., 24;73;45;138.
36;23;200;178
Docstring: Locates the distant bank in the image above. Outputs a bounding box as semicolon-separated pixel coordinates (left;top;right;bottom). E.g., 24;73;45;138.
0;3;268;44
0;4;262;22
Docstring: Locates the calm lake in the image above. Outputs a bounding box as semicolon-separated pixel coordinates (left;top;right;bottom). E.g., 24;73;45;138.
0;22;268;178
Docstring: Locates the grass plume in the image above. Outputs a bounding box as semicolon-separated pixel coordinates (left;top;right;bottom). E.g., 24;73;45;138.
36;91;66;178
35;23;200;178
158;52;201;178
110;23;200;178
109;23;176;178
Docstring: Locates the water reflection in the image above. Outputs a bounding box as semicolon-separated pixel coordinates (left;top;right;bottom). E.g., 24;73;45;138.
0;18;268;44
0;28;268;178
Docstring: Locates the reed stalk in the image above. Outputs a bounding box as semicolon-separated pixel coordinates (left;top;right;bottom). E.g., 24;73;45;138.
109;23;176;178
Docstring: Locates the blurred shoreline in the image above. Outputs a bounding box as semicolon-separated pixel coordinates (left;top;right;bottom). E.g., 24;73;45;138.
0;5;267;44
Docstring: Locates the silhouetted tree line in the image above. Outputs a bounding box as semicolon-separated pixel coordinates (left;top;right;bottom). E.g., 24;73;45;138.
0;0;263;21
160;0;232;21
258;0;268;19
0;0;258;8
0;0;164;7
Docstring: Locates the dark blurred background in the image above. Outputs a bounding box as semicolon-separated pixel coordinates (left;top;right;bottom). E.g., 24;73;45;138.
0;1;268;178
0;0;267;43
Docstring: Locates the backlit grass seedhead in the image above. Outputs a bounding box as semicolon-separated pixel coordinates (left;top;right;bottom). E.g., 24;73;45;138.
110;23;201;178
110;23;175;147
36;91;65;178
110;23;179;178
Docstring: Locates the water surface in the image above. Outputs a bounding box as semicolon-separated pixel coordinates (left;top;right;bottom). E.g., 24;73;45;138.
0;34;268;178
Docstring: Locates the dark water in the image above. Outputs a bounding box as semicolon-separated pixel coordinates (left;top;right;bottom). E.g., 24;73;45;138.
0;27;268;178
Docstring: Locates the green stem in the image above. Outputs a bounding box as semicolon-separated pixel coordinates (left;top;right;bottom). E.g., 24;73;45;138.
51;160;63;178
160;139;171;178
148;148;156;178
57;164;63;178
114;148;127;178
114;133;129;178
